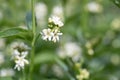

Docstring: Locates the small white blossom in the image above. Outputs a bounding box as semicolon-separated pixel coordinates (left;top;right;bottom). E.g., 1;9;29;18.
52;5;64;20
49;16;64;27
88;48;94;55
57;42;82;62
41;28;54;41
13;50;29;71
111;18;120;30
35;3;47;20
35;3;47;27
86;2;103;13
76;69;90;80
11;41;30;51
52;29;63;42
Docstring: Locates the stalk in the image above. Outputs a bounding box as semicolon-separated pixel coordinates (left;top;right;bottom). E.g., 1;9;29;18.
29;0;36;80
80;0;89;36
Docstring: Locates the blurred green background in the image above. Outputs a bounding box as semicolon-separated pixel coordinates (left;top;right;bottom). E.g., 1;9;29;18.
0;0;120;80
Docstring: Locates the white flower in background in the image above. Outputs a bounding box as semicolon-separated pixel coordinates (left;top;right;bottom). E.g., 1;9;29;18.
52;29;63;42
52;5;64;20
86;2;103;13
0;52;4;65
76;69;90;80
49;16;64;27
41;28;54;41
85;41;92;49
0;68;15;77
52;65;64;77
35;2;47;27
35;3;47;20
85;41;94;55
88;49;94;55
14;50;29;71
57;42;82;62
110;54;120;66
111;18;120;30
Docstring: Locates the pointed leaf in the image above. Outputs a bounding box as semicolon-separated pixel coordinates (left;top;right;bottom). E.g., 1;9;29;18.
34;52;56;64
0;28;28;38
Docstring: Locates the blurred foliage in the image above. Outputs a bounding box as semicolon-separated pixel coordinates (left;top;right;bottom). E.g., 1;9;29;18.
0;0;120;80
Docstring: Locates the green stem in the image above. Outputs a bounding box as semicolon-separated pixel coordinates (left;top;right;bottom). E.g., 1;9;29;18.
35;33;40;44
29;0;36;80
80;0;89;36
22;69;26;80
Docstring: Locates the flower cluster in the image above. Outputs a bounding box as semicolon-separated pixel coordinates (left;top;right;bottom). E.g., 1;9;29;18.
11;42;29;71
85;41;94;56
76;69;90;80
41;16;63;42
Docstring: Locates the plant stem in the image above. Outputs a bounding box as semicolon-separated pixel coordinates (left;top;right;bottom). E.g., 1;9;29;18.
22;69;26;80
29;0;36;80
80;0;89;36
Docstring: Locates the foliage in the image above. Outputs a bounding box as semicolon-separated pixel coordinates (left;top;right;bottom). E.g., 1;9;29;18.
0;0;120;80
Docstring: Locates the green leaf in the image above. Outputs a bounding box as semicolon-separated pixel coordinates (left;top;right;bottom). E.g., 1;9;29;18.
26;12;37;30
34;52;57;64
26;12;32;30
0;28;28;38
111;0;120;8
55;58;68;71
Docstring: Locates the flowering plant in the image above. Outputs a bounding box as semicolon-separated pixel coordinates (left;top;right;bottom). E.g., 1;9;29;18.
0;0;119;80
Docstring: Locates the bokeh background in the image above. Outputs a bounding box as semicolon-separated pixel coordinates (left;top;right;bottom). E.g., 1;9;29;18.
0;0;120;80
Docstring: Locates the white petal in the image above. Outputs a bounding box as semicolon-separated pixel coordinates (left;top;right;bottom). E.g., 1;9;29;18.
24;59;29;64
13;49;20;56
21;51;28;58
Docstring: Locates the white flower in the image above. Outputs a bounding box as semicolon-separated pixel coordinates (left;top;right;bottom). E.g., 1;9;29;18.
52;5;64;20
86;2;103;13
35;3;47;27
11;41;30;51
41;28;54;41
111;18;120;30
14;50;29;71
52;29;63;42
49;16;64;27
12;49;20;58
76;69;90;80
88;48;94;55
57;42;82;62
0;68;15;77
35;3;47;20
